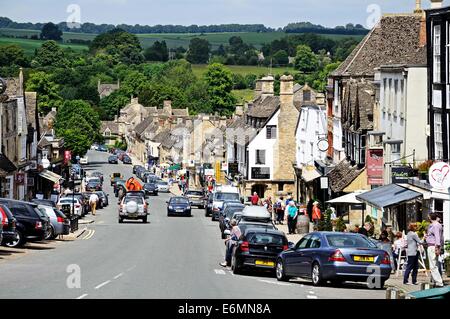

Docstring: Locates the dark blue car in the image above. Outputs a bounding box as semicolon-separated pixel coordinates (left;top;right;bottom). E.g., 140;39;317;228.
276;232;391;288
167;197;191;217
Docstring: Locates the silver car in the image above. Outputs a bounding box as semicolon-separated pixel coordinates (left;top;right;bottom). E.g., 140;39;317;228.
156;180;170;192
38;205;67;239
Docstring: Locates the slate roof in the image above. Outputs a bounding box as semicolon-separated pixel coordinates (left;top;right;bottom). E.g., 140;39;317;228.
5;77;20;97
327;159;364;193
25;92;37;129
172;108;189;117
133;117;153;135
247;96;280;118
332;14;427;77
101;121;119;135
98;83;119;97
341;81;375;132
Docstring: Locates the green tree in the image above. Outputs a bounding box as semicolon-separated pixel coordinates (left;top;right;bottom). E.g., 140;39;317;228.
144;40;169;62
272;49;289;66
186;38;210;64
0;44;29;67
26;71;62;114
204;63;236;115
40;22;63;41
32;41;68;68
294;44;319;73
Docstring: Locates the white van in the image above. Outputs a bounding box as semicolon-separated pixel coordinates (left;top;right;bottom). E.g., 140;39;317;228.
211;185;240;221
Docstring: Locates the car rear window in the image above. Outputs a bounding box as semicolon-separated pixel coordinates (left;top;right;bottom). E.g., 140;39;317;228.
171;198;189;204
124;197;144;204
247;233;285;245
186;191;203;196
226;207;243;218
326;234;377;248
214;192;240;201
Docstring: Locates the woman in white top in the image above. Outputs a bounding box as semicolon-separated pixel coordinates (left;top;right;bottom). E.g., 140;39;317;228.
392;232;406;271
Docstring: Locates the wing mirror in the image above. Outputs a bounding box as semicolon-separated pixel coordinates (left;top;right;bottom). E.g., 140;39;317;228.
223;230;231;236
288;242;295;249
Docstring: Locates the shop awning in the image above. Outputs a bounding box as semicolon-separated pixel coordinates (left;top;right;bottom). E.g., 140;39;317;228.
356;184;422;210
168;164;181;171
398;184;432;200
327;190;368;204
39;170;62;183
301;166;322;183
0;154;17;173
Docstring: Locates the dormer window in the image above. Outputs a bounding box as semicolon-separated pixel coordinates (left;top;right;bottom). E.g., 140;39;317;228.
303;90;311;102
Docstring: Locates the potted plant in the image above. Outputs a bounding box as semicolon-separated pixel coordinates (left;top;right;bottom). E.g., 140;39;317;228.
444;240;450;277
416;160;434;180
416;220;430;239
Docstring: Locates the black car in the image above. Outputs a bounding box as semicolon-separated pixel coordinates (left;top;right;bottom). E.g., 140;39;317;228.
0;204;17;246
86;180;102;191
143;183;158;196
237;220;277;235
98;145;108;152
91;171;104;183
95;191;109;207
133;165;144;175
108;155;118;164
230;228;288;275
0;199;50;248
167;197;191;217
219;202;245;239
122;155;132;164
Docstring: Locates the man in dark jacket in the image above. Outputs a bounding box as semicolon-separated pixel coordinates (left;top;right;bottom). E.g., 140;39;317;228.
358;222;372;237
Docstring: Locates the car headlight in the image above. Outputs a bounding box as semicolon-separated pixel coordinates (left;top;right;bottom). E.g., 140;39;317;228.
168;206;174;210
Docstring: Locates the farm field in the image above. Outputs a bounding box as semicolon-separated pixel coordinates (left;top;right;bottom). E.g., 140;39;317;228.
192;64;297;78
0;28;364;52
0;36;88;55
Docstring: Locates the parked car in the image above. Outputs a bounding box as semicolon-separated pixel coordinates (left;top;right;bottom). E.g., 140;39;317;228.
117;152;126;161
108;155;118;164
133;165;144;175
98;144;108;152
230;227;289;275
167;197;191;217
156;180;170;192
63;193;89;216
219;202;245;239
184;189;206;208
211;186;241;221
135;167;147;180
86;180;102;191
80;156;88;165
236;206;276;233
0;212;3;243
32;198;56;208
122;155;132;164
143;182;159;196
205;192;214;217
118;193;148;223
110;172;123;186
0;199;50;248
38;205;69;239
275;232;392;288
90;171;104;184
0;204;17;246
57;197;83;216
96;191;109;207
114;179;127;197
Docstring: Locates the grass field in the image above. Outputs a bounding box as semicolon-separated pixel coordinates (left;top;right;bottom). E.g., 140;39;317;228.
192;64;297;78
0;28;364;52
232;89;255;104
0;36;88;55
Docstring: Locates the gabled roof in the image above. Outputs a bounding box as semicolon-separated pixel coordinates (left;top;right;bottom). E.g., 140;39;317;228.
172;108;189;117
25;92;37;129
101;121;119;135
133;117;153;135
327;159;364;193
247;96;280;118
332;14;426;77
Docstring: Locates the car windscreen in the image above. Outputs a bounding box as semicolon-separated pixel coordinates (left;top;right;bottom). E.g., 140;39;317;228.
326;234;378;248
247;232;285;245
186;191;203;196
226;207;244;218
170;198;189;205
60;198;77;203
157;181;168;185
34;207;47;218
214;192;240;201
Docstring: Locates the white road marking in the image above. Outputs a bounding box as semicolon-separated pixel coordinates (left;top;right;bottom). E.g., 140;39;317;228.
258;279;292;286
83;229;95;240
309;291;315;294
127;265;136;271
98;221;105;224
94;280;111;289
76;294;88;299
214;269;226;275
114;273;124;279
307;295;318;299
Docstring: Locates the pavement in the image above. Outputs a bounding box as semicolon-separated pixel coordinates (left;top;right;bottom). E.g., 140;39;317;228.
0;150;413;299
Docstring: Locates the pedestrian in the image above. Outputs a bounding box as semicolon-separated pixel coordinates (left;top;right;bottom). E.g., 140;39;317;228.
89;191;99;216
287;201;298;234
307;199;314;222
392;232;406;271
263;196;273;219
220;219;241;267
425;213;444;287
312;201;322;227
178;179;182;192
379;230;390;243
358;222;372;237
404;223;424;285
250;192;260;205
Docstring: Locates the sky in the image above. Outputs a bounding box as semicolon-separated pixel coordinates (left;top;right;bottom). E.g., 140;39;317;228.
1;0;450;29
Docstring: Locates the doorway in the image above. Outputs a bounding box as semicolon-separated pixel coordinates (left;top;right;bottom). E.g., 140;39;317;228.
251;184;267;198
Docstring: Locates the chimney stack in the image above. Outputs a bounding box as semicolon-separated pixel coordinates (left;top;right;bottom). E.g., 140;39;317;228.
163;100;172;114
261;75;274;100
254;80;263;100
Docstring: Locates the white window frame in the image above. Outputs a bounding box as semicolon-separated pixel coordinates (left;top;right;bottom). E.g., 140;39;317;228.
434;24;441;83
435;113;443;160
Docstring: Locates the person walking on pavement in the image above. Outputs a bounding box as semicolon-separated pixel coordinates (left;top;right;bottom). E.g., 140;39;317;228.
392;232;406;272
220;219;241;267
89;191;99;216
425;213;444;287
274;196;283;224
286;201;298;235
358;222;372;237
403;223;424;285
312;201;322;228
263;196;273;219
250;192;260;205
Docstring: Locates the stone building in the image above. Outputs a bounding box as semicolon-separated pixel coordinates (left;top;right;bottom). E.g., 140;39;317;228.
98;80;120;99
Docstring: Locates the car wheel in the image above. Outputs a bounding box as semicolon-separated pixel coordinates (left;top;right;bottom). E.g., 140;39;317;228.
118;218;123;223
276;259;290;282
232;254;241;275
45;225;55;240
142;216;147;223
5;230;25;248
311;262;323;286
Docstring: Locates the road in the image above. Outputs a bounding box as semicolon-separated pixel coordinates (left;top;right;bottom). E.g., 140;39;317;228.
0;150;385;299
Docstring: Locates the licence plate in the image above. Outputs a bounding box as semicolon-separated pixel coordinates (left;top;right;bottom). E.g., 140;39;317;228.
353;256;375;262
255;260;275;267
176;209;184;213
